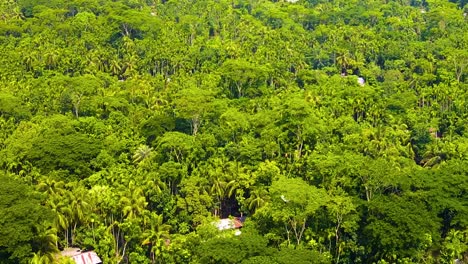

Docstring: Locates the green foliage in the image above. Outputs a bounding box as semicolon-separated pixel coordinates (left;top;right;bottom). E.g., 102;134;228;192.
195;232;271;264
0;174;54;263
274;248;330;264
3;115;102;177
0;0;467;262
0;93;30;120
363;194;441;261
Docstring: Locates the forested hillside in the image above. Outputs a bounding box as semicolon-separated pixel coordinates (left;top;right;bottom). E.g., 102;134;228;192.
0;0;467;263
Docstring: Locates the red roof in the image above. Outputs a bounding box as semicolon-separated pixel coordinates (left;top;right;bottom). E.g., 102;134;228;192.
233;217;244;229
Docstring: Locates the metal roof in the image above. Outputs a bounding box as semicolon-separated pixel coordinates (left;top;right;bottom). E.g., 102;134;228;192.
71;251;102;264
60;248;102;264
215;217;245;230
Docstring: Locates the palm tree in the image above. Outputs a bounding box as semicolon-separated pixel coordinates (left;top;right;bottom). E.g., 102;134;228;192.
44;50;59;70
120;182;148;220
133;145;154;164
226;179;239;199
23;52;37;72
68;186;91;245
37;178;66;197
421;143;444;168
30;252;55;264
246;188;269;213
209;174;228;217
204;158;242;216
142;212;171;264
110;59;122;76
33;223;59;259
143;171;165;199
336;51;351;72
48;198;72;248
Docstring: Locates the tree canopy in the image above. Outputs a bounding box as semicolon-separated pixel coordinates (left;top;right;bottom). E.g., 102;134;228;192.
0;0;468;263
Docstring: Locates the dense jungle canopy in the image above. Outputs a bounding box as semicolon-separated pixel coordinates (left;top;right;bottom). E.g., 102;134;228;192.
0;0;468;263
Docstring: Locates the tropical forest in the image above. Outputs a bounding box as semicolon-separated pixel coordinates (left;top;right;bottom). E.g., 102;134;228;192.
0;0;467;263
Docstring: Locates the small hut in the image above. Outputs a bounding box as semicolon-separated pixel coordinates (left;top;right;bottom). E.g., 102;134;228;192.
357;77;365;86
215;217;244;230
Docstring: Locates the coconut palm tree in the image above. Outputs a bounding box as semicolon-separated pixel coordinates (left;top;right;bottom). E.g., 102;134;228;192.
208;174;228;217
142;212;171;264
246;188;269;213
68;185;91;245
48;197;72;248
37;178;66;197
120;182;148;220
133;145;154;164
33;223;59;259
30;251;55;264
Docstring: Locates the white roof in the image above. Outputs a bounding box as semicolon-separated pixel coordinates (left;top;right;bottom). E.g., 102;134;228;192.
215;218;235;230
357;77;365;86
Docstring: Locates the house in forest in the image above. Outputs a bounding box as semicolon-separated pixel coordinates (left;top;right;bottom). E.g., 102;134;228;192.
357;77;365;86
214;217;246;235
60;248;102;264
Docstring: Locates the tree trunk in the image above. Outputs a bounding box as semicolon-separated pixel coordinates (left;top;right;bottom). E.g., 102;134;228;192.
192;115;200;136
284;223;291;246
